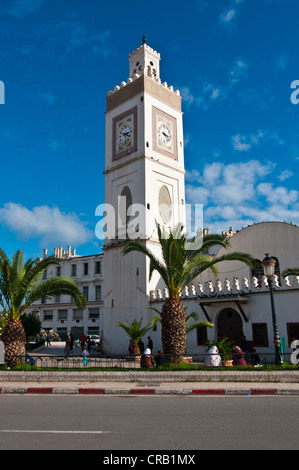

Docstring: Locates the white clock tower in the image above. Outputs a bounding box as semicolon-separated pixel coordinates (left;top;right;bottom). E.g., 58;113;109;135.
103;38;186;354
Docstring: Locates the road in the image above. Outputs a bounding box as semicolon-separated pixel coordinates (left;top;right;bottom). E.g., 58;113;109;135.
0;395;297;451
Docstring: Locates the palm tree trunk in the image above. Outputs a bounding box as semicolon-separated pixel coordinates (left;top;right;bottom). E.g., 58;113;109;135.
161;297;186;363
2;320;26;366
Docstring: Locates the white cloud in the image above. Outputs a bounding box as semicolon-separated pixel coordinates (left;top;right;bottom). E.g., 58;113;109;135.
0;203;92;248
8;0;45;18
232;129;285;152
219;8;237;24
185;159;299;233
180;57;249;110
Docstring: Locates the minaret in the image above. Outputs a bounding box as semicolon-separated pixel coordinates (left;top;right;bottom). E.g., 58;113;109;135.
103;39;186;354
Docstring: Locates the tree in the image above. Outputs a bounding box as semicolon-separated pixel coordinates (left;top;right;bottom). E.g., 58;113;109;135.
20;312;42;344
0;248;86;365
116;318;152;355
123;224;255;363
150;306;214;335
282;268;299;278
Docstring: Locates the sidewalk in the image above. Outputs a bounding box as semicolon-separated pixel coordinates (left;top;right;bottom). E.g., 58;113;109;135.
1;342;298;395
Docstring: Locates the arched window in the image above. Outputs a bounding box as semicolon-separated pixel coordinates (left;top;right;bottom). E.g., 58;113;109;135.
119;185;132;229
251;259;264;287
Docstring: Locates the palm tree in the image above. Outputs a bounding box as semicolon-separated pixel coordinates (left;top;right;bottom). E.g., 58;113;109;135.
150;306;214;334
116;318;152;355
0;248;86;365
282;268;299;277
123;224;255;363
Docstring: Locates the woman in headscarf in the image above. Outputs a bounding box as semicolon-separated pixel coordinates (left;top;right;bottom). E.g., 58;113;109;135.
141;348;155;368
204;345;222;367
232;346;248;366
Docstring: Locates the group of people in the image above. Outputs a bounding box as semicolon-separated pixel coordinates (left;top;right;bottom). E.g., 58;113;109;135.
204;344;261;367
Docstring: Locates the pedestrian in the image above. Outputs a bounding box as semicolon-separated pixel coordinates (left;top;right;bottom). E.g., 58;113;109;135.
128;339;133;354
141;348;155;368
138;338;145;354
46;333;51;347
147;336;153;353
155;350;164;367
232;346;248;366
70;334;74;353
87;337;91;352
65;333;72;356
80;332;86;351
241;335;252;364
82;346;89;367
204;345;222;367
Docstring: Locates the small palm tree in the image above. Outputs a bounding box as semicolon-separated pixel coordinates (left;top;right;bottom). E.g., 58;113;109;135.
0;248;86;365
116;318;152;355
123;224;255;363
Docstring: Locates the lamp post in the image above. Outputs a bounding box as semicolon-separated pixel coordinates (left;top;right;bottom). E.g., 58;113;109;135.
262;254;283;365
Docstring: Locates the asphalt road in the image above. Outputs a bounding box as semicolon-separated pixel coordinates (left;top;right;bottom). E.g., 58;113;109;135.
0;395;298;451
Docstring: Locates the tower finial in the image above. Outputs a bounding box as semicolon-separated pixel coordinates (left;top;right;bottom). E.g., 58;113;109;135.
142;35;146;44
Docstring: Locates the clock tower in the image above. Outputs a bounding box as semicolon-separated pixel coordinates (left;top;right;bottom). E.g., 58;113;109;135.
103;39;186;354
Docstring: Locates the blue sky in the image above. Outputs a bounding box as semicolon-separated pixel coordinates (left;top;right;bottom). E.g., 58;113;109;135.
0;0;299;260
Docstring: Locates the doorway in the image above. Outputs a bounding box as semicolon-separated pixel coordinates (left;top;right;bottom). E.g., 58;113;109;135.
217;308;243;346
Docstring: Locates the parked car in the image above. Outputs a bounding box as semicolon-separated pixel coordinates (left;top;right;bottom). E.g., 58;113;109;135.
86;335;101;346
73;339;81;348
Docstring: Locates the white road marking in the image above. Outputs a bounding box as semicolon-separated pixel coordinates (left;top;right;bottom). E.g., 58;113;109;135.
0;430;111;434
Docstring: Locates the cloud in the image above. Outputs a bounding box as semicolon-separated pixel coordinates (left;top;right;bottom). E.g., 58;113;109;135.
180;57;249;110
8;0;45;18
232;129;285;152
0;203;92;248
219;0;245;27
185;159;299;233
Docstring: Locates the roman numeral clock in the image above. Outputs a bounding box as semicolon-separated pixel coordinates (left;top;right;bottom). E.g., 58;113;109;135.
103;39;186;354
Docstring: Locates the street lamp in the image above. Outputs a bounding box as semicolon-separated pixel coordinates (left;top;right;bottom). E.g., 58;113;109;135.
262;254;283;365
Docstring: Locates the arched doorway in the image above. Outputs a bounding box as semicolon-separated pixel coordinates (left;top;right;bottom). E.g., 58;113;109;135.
217;308;243;346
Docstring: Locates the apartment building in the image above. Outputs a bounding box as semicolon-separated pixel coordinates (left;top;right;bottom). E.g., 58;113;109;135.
28;246;104;342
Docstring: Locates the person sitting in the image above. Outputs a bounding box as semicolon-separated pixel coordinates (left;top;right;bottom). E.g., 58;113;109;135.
232;346;248;366
204;345;222;367
141;348;155;368
251;348;261;366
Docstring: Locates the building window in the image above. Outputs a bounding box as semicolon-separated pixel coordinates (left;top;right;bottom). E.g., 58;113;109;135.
95;285;102;301
89;308;100;319
41;298;46;304
84;263;89;275
71;264;77;276
43;310;53;321
252;323;268;347
57;328;67;341
83;286;89;300
95;261;101;274
43;269;47;280
73;309;83;321
57;266;61;276
58;309;68;321
197;326;208;346
287;323;299;347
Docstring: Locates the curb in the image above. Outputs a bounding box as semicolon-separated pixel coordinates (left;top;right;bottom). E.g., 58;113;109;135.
1;387;299;395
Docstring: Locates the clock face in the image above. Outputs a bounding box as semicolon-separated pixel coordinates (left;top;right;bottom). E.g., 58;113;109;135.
112;107;137;161
153;108;176;158
118;124;133;145
157;123;172;144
